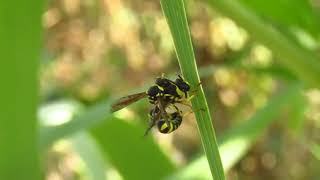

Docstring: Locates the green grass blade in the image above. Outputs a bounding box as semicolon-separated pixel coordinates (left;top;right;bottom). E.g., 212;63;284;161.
205;0;320;88
160;0;225;179
70;132;107;180
39;100;113;149
0;0;43;179
39;99;175;180
90;117;176;180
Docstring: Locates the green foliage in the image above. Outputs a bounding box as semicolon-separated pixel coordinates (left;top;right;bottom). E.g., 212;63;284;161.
0;0;43;179
170;83;302;179
70;132;107;180
240;0;320;37
160;0;225;179
3;0;319;179
40;99;175;180
206;0;320;88
39;100;114;149
91;117;176;180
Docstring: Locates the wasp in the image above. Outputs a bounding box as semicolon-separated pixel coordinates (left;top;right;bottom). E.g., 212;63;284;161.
144;103;202;135
110;74;198;135
144;105;182;135
110;74;191;113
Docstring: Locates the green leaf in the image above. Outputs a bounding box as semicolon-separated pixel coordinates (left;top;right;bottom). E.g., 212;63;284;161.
70;132;107;180
39;100;113;150
90;117;176;180
40;99;175;180
0;0;43;179
160;0;225;179
239;0;320;38
206;0;320;88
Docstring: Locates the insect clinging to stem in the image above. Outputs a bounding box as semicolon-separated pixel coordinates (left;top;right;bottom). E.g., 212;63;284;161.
110;74;201;134
110;74;192;113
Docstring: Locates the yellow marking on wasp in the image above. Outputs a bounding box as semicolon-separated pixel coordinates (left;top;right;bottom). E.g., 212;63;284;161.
161;123;168;131
156;85;164;91
176;87;185;97
168;122;173;133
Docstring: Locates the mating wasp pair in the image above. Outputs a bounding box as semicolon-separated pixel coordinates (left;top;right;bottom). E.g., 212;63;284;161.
110;74;196;135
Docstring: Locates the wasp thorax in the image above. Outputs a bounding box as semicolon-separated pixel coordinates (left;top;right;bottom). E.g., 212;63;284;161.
155;78;171;88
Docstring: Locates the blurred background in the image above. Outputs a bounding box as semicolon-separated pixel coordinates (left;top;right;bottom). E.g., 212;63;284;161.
37;0;320;179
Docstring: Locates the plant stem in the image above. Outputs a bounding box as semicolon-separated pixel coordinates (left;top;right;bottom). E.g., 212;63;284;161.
160;0;225;179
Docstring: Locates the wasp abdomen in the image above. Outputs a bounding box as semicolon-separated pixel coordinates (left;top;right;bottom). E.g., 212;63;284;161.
157;112;183;134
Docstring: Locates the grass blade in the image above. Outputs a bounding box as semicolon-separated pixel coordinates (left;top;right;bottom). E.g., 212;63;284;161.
39;100;113;149
70;132;107;180
205;0;320;88
91;117;176;180
160;0;225;179
39;99;175;180
0;0;43;179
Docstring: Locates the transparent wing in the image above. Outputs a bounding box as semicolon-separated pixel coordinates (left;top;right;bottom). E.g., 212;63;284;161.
110;92;147;112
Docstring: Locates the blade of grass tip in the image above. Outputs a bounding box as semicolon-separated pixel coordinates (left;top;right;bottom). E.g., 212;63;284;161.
160;0;225;179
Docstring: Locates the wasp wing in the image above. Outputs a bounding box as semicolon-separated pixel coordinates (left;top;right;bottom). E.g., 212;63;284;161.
110;92;148;112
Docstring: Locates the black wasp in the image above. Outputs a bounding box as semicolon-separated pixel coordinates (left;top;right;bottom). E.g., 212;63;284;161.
110;74;191;113
110;74;194;134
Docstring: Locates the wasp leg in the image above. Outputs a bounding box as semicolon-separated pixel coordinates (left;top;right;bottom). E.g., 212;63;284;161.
188;81;202;96
176;101;193;109
167;103;180;112
187;94;195;101
182;108;205;117
158;99;169;121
